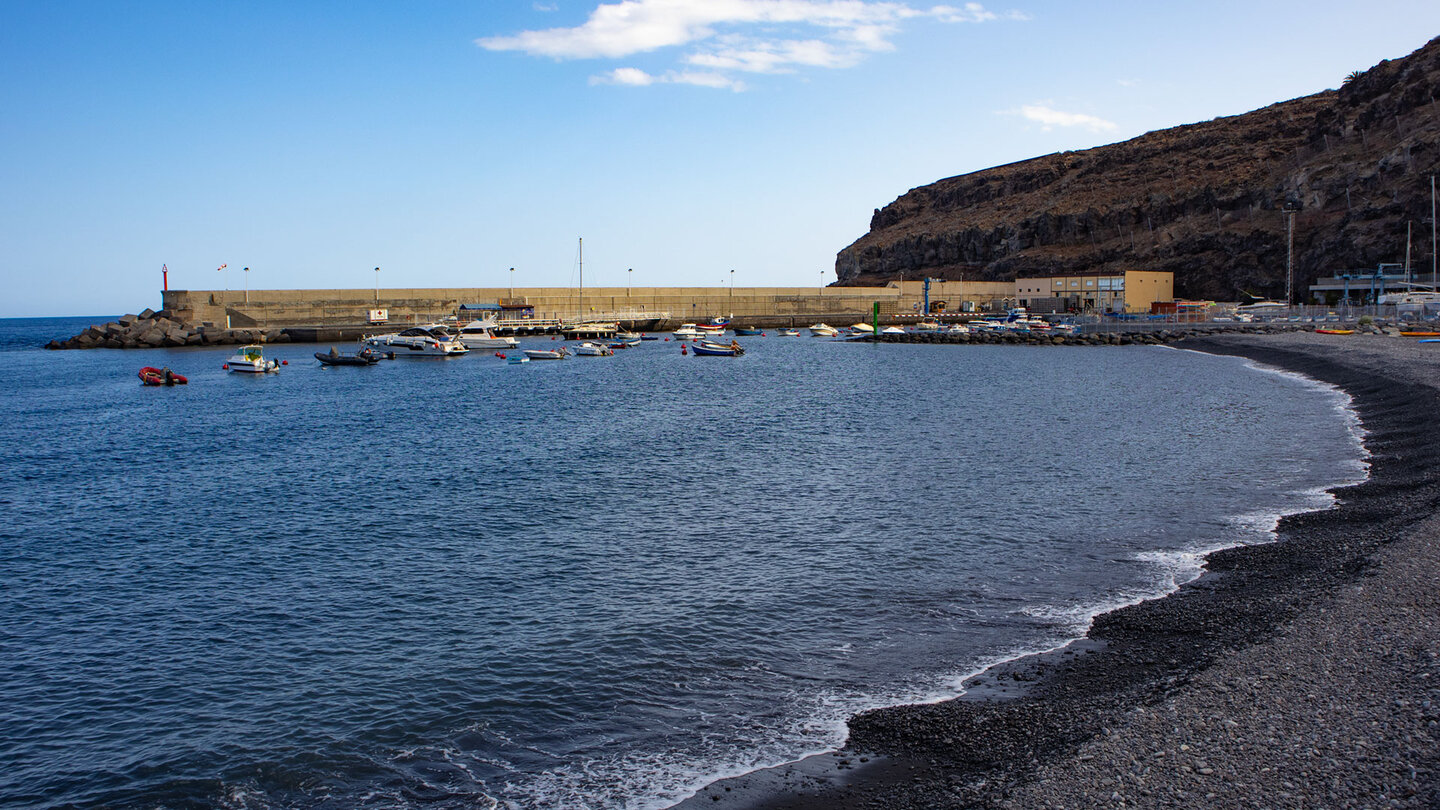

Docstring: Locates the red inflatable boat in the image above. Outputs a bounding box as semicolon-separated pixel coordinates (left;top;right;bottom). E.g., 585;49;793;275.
138;366;188;386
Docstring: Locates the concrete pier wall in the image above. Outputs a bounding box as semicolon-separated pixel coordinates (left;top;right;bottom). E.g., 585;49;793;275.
160;285;994;330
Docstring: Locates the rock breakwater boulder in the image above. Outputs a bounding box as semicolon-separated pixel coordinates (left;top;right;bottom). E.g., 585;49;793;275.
45;311;293;350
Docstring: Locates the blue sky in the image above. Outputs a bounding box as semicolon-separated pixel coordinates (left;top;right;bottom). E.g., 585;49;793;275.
3;1;1438;317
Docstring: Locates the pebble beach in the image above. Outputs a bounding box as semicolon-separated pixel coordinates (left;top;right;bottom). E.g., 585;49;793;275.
677;331;1440;809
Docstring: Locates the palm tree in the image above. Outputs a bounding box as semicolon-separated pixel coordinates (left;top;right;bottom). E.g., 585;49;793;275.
1343;70;1363;87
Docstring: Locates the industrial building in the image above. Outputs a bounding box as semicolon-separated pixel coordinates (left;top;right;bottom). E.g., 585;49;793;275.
1014;271;1174;314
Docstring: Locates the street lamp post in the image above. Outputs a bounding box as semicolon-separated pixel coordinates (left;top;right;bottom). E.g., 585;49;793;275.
509;267;515;299
729;268;734;299
374;267;380;302
628;268;632;297
244;267;249;303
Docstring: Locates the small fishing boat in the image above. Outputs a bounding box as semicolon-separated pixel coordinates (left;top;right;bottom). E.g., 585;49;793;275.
674;324;705;340
778;329;800;337
692;339;745;357
881;326;906;335
315;346;385;366
1399;331;1440;337
1314;329;1355;335
606;338;641;349
523;346;569;360
733;327;764;336
226;344;280;373
507;355;531;364
615;330;643;341
138;366;187;385
808;323;839;337
574;341;614;357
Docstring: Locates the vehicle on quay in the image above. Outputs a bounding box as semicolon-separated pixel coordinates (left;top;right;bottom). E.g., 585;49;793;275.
226;344;281;373
362;327;469;357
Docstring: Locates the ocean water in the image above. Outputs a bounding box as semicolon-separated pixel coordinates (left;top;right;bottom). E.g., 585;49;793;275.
0;317;1366;809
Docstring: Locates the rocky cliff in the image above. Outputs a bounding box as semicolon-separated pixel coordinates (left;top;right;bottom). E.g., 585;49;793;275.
836;37;1440;301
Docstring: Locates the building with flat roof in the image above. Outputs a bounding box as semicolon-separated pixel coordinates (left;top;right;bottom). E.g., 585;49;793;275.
1015;270;1173;314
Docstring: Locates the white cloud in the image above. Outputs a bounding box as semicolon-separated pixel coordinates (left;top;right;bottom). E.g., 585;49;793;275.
1016;103;1118;133
590;66;746;91
480;0;1027;88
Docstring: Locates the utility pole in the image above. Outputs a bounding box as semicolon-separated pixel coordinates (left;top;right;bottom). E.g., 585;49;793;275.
1284;204;1297;305
1405;221;1413;285
1432;175;1437;287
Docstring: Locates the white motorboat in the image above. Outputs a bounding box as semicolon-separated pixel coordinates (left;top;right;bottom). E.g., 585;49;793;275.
226;344;280;373
362;327;469;356
573;341;614;357
778;329;800;337
674;324;705;340
456;319;519;349
523;346;569;360
881;326;906;335
849;323;875;335
808;323;839;337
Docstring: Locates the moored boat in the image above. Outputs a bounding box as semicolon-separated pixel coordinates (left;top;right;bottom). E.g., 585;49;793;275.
315;346;385;365
138;366;187;385
674;324;705;340
692;339;745;357
574;341;614;357
362;327;469;357
1315;328;1355;335
733;327;763;336
778;329;800;337
523;346;569;360
226;344;280;373
808;323;839;337
456;319;519;349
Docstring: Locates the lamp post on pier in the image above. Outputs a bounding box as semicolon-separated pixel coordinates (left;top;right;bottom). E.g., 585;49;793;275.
509;267;515;299
374;267;380;302
243;267;249;303
628;267;632;297
729;268;734;299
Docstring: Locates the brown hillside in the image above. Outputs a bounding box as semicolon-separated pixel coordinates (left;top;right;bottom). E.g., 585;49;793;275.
836;36;1440;302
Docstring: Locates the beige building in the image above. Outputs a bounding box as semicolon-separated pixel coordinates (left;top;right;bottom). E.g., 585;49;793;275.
1015;270;1173;314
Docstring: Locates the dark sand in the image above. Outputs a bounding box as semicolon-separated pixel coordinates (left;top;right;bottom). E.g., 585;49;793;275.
674;332;1440;809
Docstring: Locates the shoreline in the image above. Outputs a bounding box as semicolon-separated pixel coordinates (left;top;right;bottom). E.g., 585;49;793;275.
673;332;1440;808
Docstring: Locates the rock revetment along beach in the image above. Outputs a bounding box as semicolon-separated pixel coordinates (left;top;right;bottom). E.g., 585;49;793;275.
676;331;1440;809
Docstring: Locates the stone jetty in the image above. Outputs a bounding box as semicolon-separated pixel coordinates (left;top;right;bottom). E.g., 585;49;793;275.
44;308;293;350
